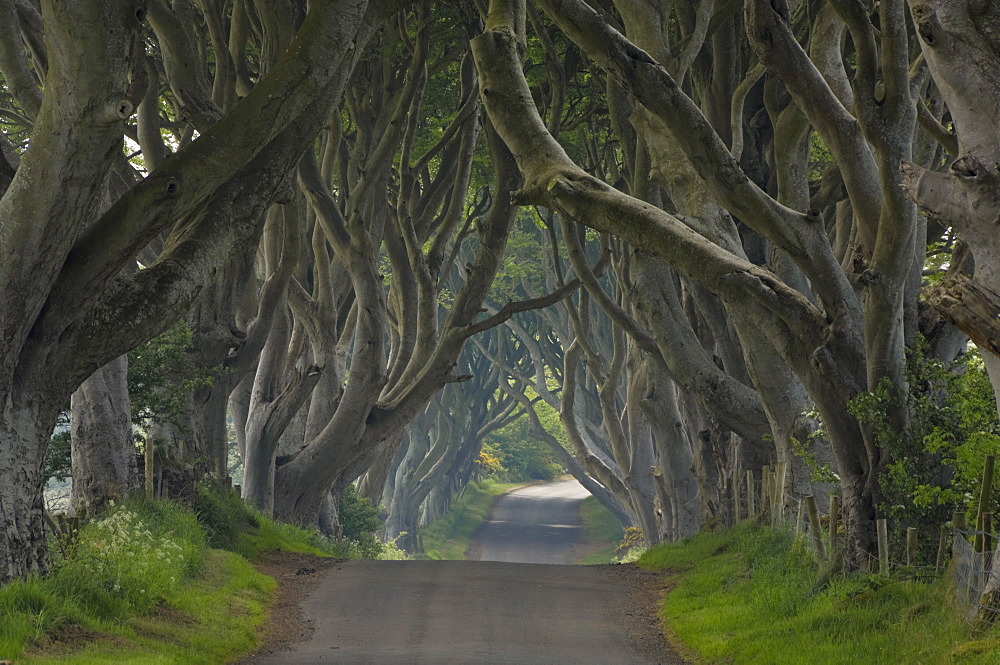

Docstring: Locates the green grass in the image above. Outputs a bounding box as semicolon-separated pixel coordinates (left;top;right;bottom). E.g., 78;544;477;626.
20;550;273;664
419;479;522;559
0;495;277;663
576;496;625;564
0;484;345;664
639;522;1000;664
193;479;331;560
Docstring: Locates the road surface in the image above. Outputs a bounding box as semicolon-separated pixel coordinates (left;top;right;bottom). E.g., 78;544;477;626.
245;479;680;664
468;477;591;564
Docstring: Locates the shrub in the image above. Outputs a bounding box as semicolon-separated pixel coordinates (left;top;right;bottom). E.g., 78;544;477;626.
338;483;381;541
193;478;260;550
338;483;385;558
848;343;1000;562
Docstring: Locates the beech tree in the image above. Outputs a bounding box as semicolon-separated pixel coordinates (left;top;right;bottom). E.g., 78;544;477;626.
471;0;970;565
4;0;996;584
0;0;410;583
902;0;1000;397
383;342;519;551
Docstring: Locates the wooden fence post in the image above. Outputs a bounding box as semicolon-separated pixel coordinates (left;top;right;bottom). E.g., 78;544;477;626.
145;440;155;498
774;462;787;526
974;456;995;553
828;494;840;558
935;524;949;572
877;518;889;575
954;510;968;536
732;468;741;523
747;470;756;518
805;495;826;560
984;512;993;556
761;465;771;519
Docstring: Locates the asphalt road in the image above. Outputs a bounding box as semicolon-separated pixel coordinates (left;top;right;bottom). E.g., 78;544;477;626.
468;477;592;564
245;479;679;665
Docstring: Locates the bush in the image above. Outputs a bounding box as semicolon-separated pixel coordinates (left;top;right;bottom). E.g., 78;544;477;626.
848;343;1000;561
338;483;381;541
482;435;561;482
337;483;385;558
193;478;260;550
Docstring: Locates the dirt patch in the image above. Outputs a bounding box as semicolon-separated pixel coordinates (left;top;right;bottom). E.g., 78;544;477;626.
235;551;341;662
23;622;133;659
598;563;692;664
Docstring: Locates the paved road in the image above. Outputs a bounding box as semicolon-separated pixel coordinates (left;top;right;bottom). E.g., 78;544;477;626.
246;479;679;664
468;477;591;564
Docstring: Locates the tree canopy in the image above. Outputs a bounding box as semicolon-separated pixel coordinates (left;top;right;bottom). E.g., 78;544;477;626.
2;0;1000;581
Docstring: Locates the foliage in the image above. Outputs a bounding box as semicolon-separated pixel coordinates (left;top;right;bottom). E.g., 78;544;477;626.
611;526;647;563
788;420;839;485
127;321;220;433
482;413;563;483
922;232;959;287
848;343;1000;540
639;523;1000;664
56;502;199;616
338;483;384;558
338;483;382;540
474;450;503;479
807;132;835;182
614;545;647;564
192;479;260;551
488;217;550;301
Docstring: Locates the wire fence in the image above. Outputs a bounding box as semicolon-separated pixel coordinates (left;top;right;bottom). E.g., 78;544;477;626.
952;530;1000;623
738;459;1000;627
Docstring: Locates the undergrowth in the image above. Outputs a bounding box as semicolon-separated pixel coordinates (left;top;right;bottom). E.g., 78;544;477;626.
639;522;1000;664
0;497;216;661
1;481;403;662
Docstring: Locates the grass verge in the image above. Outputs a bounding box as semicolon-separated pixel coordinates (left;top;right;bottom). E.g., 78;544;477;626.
0;482;353;663
19;550;273;665
419;479;522;559
576;496;625;564
639;522;1000;664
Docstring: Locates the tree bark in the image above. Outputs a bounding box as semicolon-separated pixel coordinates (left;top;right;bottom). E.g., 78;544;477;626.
70;355;138;515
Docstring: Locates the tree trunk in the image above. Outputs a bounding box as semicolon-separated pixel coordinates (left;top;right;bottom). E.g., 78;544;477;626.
190;382;231;479
641;371;701;540
70;355;138;515
0;402;57;581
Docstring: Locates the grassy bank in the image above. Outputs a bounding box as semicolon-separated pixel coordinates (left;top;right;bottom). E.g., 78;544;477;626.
0;483;355;664
19;550;273;665
639;523;1000;664
576;496;625;564
419;479;522;559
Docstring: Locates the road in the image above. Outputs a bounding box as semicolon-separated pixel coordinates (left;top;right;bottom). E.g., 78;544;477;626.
468;477;591;564
245;479;680;665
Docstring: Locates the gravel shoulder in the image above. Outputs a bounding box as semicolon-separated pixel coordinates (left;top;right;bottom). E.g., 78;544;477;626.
235;551;340;663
